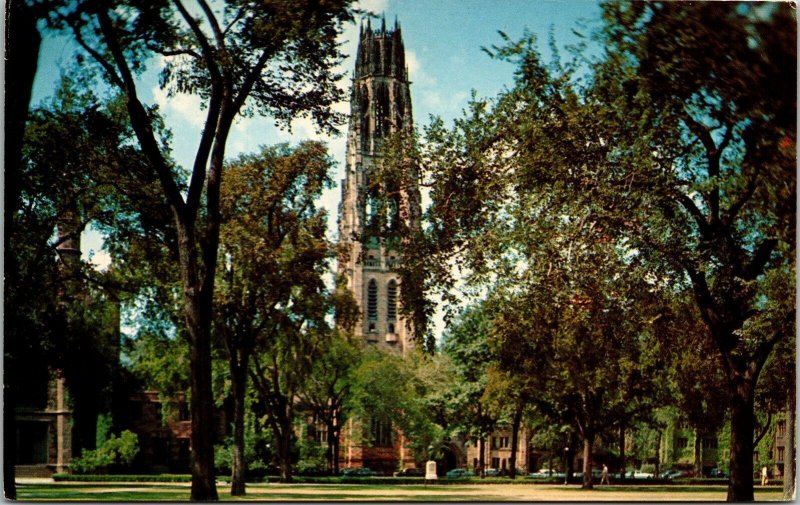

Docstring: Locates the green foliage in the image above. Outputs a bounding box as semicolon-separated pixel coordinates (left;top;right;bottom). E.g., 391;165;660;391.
70;431;139;474
95;413;112;449
348;348;440;461
295;437;328;475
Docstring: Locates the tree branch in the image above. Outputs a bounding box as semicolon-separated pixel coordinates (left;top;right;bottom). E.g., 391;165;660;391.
197;0;225;48
155;47;202;59
94;8;186;217
744;238;778;281
172;0;224;218
753;412;772;447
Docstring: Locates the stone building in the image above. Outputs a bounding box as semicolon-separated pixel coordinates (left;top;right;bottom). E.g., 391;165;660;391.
336;18;421;474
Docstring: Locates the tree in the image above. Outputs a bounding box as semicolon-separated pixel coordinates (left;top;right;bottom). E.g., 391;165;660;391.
590;4;795;499
51;1;356;498
7;76;154;484
216;142;335;492
413;2;793;498
441;304;500;478
298;329;362;475
646;288;731;476
482;368;532;479
347;347;441;471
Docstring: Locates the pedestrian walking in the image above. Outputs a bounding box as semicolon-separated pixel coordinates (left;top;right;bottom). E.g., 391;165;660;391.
601;464;610;485
761;465;769;486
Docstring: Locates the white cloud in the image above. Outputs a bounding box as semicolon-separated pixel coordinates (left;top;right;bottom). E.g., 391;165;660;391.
421;89;469;115
405;50;436;88
151;85;206;129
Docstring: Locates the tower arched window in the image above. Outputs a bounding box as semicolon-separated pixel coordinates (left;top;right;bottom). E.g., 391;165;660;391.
367;279;378;324
387;280;397;322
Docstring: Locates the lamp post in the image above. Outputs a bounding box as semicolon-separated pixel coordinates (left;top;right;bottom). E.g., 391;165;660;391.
564;447;570;485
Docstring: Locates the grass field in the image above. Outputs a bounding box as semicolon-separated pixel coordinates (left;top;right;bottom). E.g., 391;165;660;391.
15;481;790;501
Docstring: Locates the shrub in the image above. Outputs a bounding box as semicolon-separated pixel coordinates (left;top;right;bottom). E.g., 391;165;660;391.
70;430;139;474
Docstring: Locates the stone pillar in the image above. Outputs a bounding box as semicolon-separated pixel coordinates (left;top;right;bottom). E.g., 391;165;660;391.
54;376;72;473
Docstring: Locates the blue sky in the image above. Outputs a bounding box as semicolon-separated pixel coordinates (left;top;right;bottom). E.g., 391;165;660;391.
32;0;603;334
32;0;603;243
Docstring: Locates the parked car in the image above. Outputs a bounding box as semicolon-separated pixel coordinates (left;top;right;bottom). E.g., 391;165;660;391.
342;467;380;477
709;468;728;479
660;469;685;479
446;468;475;478
528;469;565;479
484;468;501;477
394;467;424;477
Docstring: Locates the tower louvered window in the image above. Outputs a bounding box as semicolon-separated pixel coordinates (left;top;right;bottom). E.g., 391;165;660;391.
367;279;378;321
387;280;397;321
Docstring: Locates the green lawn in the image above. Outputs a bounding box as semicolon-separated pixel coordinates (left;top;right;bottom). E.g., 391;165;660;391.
15;481;788;502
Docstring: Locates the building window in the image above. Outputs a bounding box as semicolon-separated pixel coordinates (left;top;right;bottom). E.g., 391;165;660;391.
367;279;378;322
491;437;498;449
753;450;759;461
179;402;189;421
676;437;688;449
491;457;500;469
777;446;785;461
387;280;397;321
778;421;786;437
501;437;510;448
370;418;392;447
703;438;718;449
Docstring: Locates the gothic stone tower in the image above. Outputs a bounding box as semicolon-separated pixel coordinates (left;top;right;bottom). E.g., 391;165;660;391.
336;18;420;473
338;18;419;354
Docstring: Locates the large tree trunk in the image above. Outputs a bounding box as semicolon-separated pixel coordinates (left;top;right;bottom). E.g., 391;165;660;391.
180;227;219;501
582;432;594;489
694;430;703;478
566;432;576;482
784;402;796;500
229;351;250;496
726;378;755;501
4;2;42;497
278;415;294;483
654;431;662;479
329;408;342;475
478;436;486;478
619;424;625;480
509;400;523;479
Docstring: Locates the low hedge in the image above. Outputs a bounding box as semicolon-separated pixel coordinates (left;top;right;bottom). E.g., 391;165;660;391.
52;474;191;483
262;476;540;485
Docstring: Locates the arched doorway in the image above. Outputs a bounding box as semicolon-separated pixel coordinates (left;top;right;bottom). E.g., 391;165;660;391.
434;441;465;476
